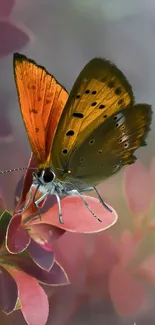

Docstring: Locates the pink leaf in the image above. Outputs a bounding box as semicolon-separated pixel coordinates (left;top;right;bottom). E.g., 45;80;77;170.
6;214;30;253
30;196;118;233
28;239;55;271
0;20;31;56
0;266;18;314
8;268;49;325
29;224;65;245
124;161;153;215
109;263;146;315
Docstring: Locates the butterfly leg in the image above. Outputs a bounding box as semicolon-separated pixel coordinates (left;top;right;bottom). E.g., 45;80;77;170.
67;189;102;222
35;192;48;208
23;184;36;210
93;187;112;213
35;192;64;224
80;186;112;213
54;193;64;224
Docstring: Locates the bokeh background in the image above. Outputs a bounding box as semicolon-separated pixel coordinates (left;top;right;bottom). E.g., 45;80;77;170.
1;0;155;324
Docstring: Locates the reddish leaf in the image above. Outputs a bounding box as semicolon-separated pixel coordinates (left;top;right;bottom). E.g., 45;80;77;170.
0;210;12;247
28;224;65;245
109;263;146;315
6;214;30;253
0;0;15;17
29;196;118;233
0;265;18;314
124;161;153;215
0;20;31;56
12;257;69;286
28;239;55;271
14;175;24;209
15;154;37;212
8;268;49;325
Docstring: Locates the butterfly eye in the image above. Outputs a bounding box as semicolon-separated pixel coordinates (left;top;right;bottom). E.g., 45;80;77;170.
76;94;80;99
92;90;97;94
98;150;102;154
43;169;55;183
80;157;84;162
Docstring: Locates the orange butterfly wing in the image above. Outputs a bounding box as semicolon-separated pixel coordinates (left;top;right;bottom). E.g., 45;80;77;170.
13;53;68;169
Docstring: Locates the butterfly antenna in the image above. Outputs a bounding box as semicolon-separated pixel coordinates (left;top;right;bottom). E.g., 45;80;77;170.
0;167;37;175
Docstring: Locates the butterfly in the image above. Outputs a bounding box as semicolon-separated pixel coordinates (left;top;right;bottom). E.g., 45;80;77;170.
13;53;152;223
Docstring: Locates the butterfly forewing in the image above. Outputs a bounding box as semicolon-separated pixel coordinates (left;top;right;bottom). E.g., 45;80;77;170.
51;58;134;173
13;53;68;169
57;104;152;187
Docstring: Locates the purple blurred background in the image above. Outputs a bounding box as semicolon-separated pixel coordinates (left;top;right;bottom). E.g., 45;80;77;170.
1;0;155;324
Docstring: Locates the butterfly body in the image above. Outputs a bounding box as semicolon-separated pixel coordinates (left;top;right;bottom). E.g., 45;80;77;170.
13;53;152;223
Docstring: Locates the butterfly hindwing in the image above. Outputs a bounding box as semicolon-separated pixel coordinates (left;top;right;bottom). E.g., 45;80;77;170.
59;103;152;187
13;53;68;169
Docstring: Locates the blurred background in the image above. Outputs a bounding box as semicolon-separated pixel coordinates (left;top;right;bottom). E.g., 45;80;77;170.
1;0;155;324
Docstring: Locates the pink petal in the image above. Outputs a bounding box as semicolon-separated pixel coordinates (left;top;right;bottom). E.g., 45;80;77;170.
6;214;30;253
0;0;15;17
8;268;49;325
124;160;153;215
109;263;146;315
30;196;118;233
85;233;119;298
137;255;155;283
118;231;137;267
0;20;31;56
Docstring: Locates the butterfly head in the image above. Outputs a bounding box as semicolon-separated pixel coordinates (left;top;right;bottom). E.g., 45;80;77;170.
33;168;56;186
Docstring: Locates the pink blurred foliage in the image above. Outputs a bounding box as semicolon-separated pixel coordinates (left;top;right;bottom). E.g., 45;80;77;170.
0;0;32;56
0;0;15;17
